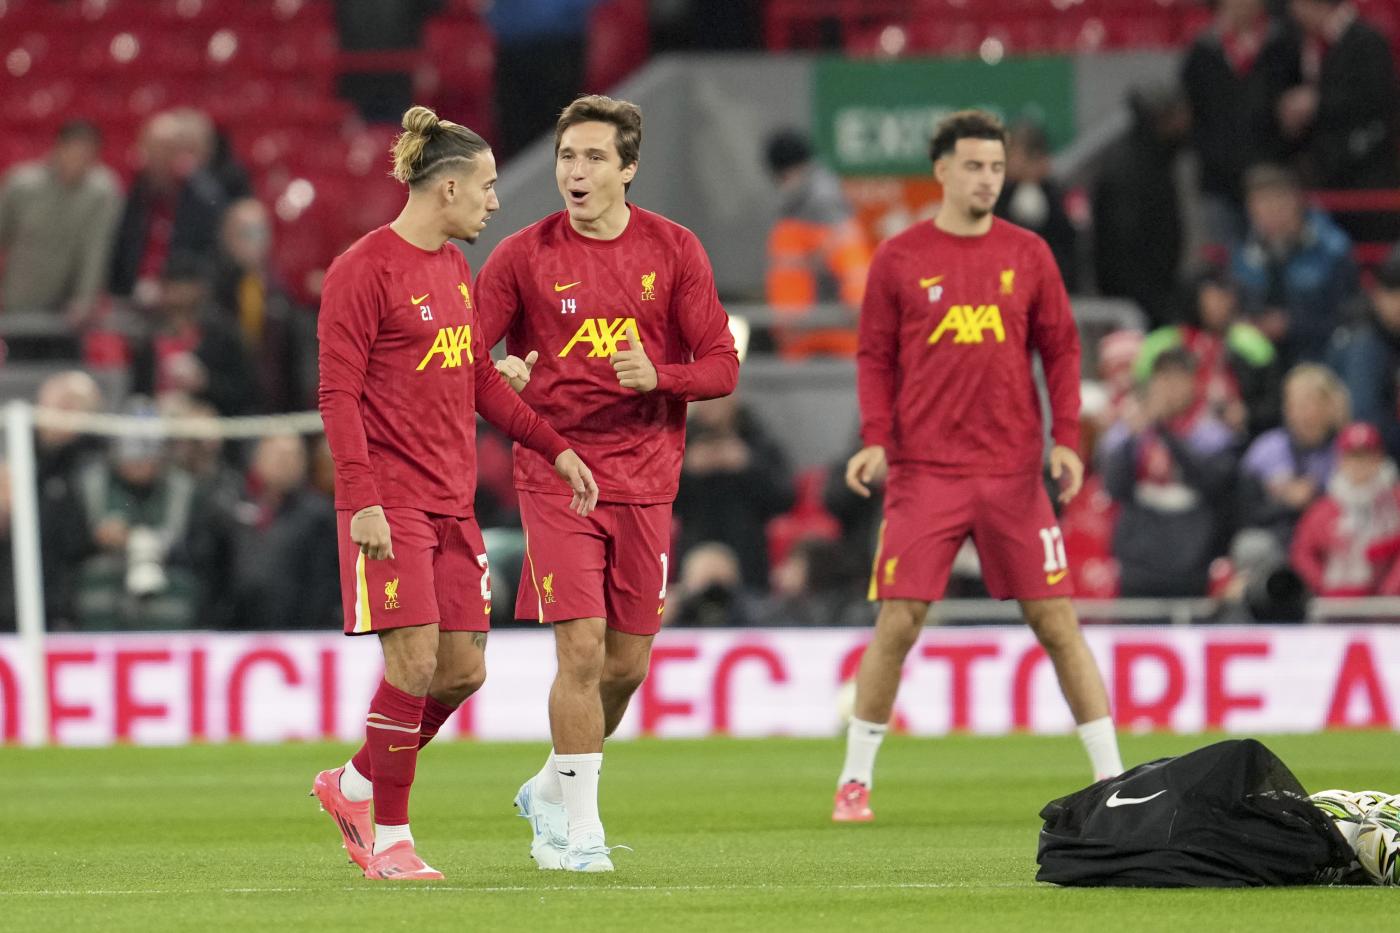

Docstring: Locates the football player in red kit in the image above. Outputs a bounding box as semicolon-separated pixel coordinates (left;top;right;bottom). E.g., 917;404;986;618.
311;106;598;880
474;95;739;872
831;111;1123;823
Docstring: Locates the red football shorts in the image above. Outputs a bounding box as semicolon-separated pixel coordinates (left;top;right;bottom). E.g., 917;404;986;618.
337;508;492;636
516;491;672;636
869;467;1073;603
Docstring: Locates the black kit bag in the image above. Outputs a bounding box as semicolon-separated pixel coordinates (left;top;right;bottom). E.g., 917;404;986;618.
1036;738;1355;887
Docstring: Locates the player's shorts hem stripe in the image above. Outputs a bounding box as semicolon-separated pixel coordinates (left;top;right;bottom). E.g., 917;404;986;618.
867;519;887;602
523;530;545;624
354;551;373;633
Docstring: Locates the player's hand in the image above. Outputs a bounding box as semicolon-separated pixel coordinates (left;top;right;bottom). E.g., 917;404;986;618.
495;350;539;393
1049;444;1084;505
611;323;657;392
845;445;887;498
554;449;599;516
351;505;394;560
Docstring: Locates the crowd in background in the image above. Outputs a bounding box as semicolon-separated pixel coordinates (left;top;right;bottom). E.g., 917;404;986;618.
3;0;1400;631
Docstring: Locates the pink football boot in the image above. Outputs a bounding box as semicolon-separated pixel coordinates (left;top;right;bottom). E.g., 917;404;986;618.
311;767;375;869
832;781;874;823
363;841;445;881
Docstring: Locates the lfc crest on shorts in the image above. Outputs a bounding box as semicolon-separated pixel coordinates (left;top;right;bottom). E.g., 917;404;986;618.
384;578;401;610
542;573;557;604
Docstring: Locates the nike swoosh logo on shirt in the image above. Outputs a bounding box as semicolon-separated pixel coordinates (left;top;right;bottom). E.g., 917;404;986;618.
918;275;945;288
554;281;582;292
410;293;430;305
1105;789;1167;808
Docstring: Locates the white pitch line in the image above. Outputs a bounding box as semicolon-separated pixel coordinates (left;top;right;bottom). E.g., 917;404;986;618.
5;881;1040;897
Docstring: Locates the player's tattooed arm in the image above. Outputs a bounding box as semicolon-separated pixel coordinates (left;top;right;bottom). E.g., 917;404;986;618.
350;505;394;560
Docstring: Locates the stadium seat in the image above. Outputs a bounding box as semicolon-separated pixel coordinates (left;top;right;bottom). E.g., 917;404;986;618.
418;13;496;141
586;0;649;92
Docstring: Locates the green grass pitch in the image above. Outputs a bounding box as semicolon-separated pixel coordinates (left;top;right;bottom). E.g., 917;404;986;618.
2;732;1397;932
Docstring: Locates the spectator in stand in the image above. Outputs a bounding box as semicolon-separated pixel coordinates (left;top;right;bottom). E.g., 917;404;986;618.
994;119;1078;290
1180;0;1300;246
1329;244;1400;461
1092;329;1147;436
228;434;339;630
310;436;337;501
1093;83;1191;328
1101;348;1239;596
109;109;227;305
764;537;871;628
764;128;872;356
1237;363;1348;545
675;394;795;590
159;394;248;629
1231;163;1358;366
130;253;260;416
33;370;106;628
489;0;603;159
1136;265;1281;439
208;125;253;203
213;198;316;412
72;398;199;630
823;432;882;572
1281;1;1400;196
1212;528;1310;622
1291;421;1400;596
668;542;761;628
0;120;122;327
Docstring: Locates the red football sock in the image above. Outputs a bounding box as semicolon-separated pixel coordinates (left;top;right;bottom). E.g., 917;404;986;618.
417;694;459;749
350;694;459;781
364;678;426;826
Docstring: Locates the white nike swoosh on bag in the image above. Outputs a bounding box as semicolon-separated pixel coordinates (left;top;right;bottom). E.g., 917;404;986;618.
1105;789;1168;808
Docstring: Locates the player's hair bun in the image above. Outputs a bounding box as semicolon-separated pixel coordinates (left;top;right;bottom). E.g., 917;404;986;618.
401;105;440;137
391;106;442;182
389;104;489;185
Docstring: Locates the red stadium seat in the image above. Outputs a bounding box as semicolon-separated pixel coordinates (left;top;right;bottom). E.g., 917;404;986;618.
586;0;649;92
418;13;496;141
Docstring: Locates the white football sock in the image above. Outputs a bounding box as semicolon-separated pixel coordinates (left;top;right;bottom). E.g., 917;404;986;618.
340;760;373;803
555;752;604;848
1076;716;1123;779
839;717;888;789
534;749;564;805
373;822;413;855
